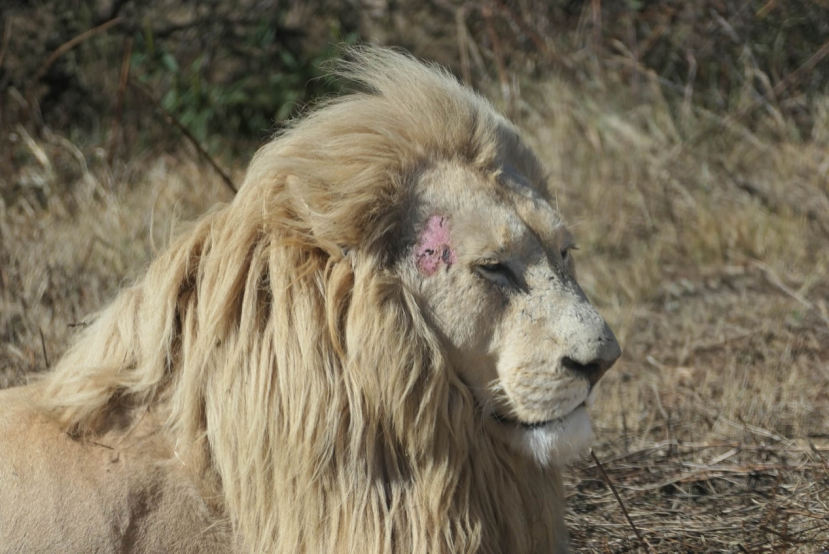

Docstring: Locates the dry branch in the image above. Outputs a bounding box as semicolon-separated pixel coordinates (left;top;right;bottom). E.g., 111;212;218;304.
34;17;122;82
481;6;512;118
590;449;654;553
455;7;471;86
491;0;574;74
770;38;829;99
748;258;829;329
637;6;679;59
107;36;133;167
130;79;237;194
590;0;602;53
0;18;12;70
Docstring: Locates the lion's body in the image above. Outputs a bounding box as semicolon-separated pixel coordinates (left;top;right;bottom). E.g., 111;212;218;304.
0;48;619;553
0;383;232;553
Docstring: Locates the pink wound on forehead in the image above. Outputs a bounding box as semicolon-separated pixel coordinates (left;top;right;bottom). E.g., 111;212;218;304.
415;215;457;276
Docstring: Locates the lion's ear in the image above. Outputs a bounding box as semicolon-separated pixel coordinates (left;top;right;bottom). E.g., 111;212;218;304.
283;173;402;259
284;174;365;254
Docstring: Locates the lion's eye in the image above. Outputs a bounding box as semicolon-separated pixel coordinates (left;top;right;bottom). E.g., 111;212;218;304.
476;262;519;288
561;245;578;261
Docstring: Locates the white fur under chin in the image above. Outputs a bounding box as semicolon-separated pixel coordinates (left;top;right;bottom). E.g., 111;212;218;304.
509;406;593;467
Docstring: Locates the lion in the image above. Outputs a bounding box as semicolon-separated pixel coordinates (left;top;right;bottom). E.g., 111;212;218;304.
0;47;620;553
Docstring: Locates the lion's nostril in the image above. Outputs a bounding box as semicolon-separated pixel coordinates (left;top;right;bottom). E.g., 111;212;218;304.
562;357;610;387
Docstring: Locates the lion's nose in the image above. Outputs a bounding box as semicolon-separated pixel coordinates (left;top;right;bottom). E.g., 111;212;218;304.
562;356;616;387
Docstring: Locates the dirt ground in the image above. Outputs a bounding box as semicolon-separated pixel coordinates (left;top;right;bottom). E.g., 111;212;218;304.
2;70;829;552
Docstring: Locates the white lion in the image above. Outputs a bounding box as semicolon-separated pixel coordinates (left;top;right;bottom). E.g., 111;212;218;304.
0;47;620;553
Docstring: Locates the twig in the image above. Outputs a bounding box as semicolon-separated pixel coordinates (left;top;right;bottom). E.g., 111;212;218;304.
130;78;237;194
689;330;756;354
756;0;779;18
681;50;697;129
719;162;829;234
455;7;471;86
591;0;602;53
113;407;150;449
492;0;574;74
770;37;829;99
781;510;829;521
758;524;813;545
618;381;629;453
83;440;114;450
598;440;829;468
622;10;640;97
34;17;122;81
590;449;653;553
760;471;782;533
0;18;12;69
809;442;829;482
637;6;679;59
749;258;829;328
481;5;512;118
107;36;133;167
38;326;50;368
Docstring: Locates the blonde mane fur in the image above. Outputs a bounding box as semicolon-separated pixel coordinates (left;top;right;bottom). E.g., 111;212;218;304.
34;48;570;553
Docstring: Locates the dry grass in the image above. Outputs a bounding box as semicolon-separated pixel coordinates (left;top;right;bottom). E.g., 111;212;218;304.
0;137;234;387
519;76;829;552
2;73;828;552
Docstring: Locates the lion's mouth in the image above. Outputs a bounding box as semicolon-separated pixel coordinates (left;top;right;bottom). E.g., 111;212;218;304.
492;402;586;430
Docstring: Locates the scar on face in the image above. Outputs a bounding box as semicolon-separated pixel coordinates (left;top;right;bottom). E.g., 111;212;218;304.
415;215;457;275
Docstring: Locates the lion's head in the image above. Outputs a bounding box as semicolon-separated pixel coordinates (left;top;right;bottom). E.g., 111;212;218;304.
404;160;620;467
39;47;620;553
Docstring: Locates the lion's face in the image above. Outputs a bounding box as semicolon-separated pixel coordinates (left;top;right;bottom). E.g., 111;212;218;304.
405;161;621;466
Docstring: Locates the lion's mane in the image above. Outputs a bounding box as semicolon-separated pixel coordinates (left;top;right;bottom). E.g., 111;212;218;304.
37;48;567;553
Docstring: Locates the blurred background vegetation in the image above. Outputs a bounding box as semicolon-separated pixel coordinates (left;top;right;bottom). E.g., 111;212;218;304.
2;0;828;159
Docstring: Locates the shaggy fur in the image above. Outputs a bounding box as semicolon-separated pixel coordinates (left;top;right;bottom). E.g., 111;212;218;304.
0;47;620;553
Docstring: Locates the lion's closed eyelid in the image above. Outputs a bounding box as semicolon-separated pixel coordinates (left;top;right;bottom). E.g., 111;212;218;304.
560;243;578;259
472;254;512;270
476;261;511;274
474;259;524;290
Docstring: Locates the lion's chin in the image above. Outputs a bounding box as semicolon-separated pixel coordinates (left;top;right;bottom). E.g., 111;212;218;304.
502;405;593;467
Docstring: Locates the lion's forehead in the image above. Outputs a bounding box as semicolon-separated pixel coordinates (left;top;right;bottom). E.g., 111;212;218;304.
493;166;564;249
418;161;565;257
511;199;564;247
489;196;566;262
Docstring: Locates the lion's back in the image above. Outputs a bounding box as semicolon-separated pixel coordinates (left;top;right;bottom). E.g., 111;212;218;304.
0;383;233;554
